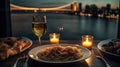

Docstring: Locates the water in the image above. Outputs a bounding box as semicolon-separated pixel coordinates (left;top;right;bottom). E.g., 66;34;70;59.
11;13;118;40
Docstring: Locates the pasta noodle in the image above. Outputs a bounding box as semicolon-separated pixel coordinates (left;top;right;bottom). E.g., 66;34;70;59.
37;45;83;62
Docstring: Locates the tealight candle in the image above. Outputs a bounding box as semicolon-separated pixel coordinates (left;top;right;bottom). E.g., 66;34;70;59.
82;35;93;49
49;33;60;44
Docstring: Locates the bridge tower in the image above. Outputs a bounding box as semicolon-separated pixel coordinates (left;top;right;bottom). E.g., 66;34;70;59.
73;1;78;12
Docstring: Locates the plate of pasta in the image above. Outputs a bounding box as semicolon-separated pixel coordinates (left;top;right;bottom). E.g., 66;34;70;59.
28;44;91;63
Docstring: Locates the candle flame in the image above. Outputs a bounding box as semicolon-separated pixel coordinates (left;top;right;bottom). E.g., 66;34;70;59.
53;33;56;38
86;38;89;42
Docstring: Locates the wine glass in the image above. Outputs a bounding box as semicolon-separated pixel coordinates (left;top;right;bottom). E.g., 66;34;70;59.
32;15;47;44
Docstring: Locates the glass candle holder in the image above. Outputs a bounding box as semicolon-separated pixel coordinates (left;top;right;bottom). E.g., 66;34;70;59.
82;35;93;49
49;33;60;44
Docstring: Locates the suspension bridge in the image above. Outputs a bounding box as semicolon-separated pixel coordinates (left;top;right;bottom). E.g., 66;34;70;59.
10;1;77;12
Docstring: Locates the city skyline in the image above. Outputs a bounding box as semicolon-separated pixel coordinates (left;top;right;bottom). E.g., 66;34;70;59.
10;0;119;9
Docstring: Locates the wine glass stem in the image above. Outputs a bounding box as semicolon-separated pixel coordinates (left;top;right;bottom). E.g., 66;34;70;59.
38;36;41;45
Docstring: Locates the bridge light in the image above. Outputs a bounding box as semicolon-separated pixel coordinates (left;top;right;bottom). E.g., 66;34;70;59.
34;10;37;13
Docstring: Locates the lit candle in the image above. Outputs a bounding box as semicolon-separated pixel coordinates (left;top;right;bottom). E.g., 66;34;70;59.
82;38;92;49
82;35;93;49
49;33;60;44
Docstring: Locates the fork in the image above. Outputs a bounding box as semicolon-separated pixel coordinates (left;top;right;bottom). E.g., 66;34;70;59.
92;47;110;67
13;55;28;67
22;56;29;67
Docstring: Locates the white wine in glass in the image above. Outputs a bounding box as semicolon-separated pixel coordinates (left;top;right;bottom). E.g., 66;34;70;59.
32;15;47;44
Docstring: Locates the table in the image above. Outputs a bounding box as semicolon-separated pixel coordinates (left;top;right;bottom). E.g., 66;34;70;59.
0;40;120;67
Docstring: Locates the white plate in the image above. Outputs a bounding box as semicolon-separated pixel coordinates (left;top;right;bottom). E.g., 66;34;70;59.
28;44;91;63
20;37;33;52
97;39;120;57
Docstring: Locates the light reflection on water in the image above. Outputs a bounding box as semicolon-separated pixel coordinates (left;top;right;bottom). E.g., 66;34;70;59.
11;13;118;40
